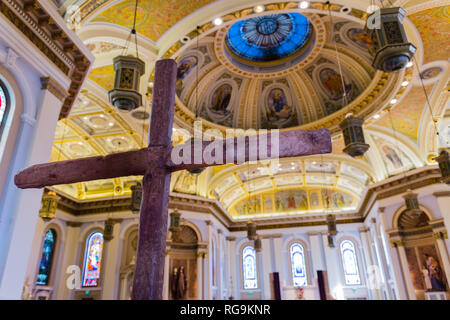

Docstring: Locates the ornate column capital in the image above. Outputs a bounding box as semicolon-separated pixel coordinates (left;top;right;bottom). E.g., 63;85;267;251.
205;220;212;226
226;236;236;241
390;239;404;248
40;77;69;102
433;231;448;240
359;226;370;233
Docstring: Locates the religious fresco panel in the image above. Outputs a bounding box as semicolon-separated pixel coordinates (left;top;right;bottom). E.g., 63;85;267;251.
230;188;356;216
261;87;298;129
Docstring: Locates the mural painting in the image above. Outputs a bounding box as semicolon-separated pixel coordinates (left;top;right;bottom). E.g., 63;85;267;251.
176;56;198;94
266;88;294;124
210;84;232;115
319;68;352;101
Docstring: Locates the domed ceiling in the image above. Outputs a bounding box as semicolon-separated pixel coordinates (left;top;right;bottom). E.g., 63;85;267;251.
47;1;448;220
174;11;384;131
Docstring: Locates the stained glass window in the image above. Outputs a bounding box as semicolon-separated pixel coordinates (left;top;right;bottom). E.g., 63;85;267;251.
36;229;56;285
225;13;313;62
290;243;307;286
242;246;257;289
82;232;104;287
340;240;361;285
0;81;9;137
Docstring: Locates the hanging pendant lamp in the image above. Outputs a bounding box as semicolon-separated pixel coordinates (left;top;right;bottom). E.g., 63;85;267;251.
365;6;416;72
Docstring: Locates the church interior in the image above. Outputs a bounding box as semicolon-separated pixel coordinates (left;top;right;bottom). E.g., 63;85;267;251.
0;0;449;301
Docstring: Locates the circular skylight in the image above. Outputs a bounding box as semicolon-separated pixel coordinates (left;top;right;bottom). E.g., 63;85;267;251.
225;13;313;62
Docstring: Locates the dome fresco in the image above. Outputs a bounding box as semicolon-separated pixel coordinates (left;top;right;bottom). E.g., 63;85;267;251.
175;14;379;130
225;13;313;62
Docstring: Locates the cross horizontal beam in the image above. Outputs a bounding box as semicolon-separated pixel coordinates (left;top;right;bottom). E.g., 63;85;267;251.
14;129;331;189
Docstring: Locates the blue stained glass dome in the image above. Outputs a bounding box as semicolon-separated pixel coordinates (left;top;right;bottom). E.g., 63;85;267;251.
225;13;313;62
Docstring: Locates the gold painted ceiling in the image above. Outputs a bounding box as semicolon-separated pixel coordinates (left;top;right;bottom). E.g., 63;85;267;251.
48;0;450;218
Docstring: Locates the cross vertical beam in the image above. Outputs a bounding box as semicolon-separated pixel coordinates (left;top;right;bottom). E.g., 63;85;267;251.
131;60;177;300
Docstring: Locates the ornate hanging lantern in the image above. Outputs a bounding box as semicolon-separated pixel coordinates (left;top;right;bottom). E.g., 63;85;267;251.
326;214;337;236
365;7;416;72
435;150;450;184
38;190;59;222
339;114;370;157
326;214;337;248
403;189;422;217
130;182;142;214
327;234;335;248
169;209;182;233
254;236;262;252
108;55;146;111
103;219;115;241
247;220;257;240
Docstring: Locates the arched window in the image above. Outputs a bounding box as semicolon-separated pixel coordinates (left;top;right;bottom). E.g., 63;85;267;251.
340;239;361;285
242;246;257;289
0;80;10;140
36;229;56;285
82;232;104;287
290;243;307;286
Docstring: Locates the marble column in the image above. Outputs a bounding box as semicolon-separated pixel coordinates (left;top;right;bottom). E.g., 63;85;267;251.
433;192;450;251
308;231;326;279
260;237;271;299
101;219;122;300
0;77;68;299
321;232;342;299
359;227;382;299
205;220;212;299
55;222;82;300
393;240;416;300
217;230;223;299
162;245;171;300
272;235;286;287
196;250;205;300
377;209;399;299
226;236;236;299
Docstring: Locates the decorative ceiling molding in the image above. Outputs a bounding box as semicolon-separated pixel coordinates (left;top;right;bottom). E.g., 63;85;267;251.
0;0;93;118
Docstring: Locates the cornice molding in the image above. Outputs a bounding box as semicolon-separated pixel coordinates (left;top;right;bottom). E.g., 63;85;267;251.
0;0;92;118
41;76;69;102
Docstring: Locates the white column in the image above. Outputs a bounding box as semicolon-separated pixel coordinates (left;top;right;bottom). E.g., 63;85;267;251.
217;230;223;299
434;192;450;251
359;227;382;299
101;220;122;300
378;209;399;299
309;232;326;278
0;79;67;299
394;241;416;300
54;222;82;300
227;236;236;299
163;246;171;300
387;239;408;300
272;235;286;285
196;251;204;300
205;221;212;299
260;237;271;299
321;232;343;299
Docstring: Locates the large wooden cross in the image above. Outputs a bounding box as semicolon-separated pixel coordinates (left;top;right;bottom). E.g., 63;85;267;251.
15;59;332;300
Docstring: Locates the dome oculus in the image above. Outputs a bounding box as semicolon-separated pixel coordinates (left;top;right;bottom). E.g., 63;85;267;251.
225;13;313;62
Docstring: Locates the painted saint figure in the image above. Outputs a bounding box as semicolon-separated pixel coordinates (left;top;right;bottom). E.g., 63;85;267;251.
424;254;446;291
210;84;232;115
266;88;293;122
